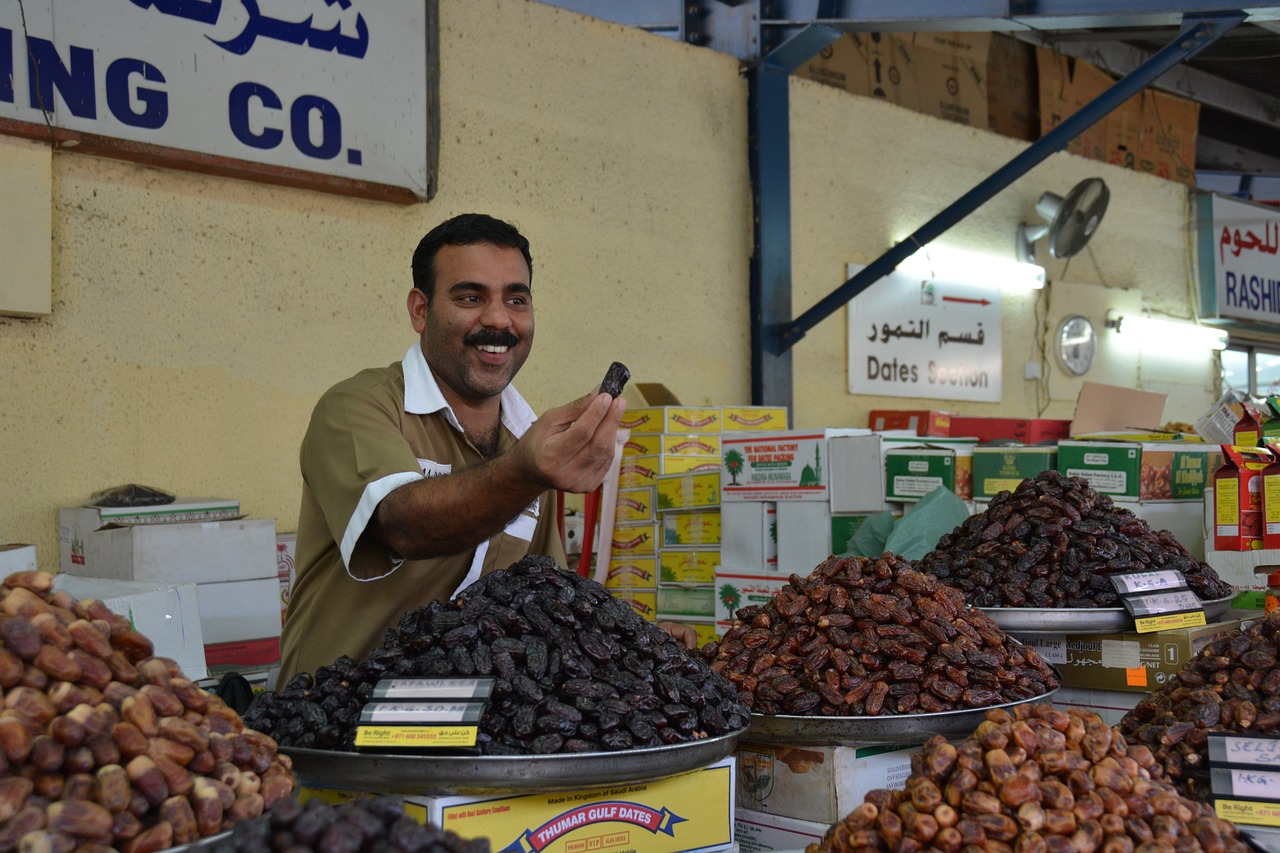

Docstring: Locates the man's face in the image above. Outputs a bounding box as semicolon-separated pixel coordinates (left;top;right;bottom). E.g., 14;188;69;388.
411;242;534;407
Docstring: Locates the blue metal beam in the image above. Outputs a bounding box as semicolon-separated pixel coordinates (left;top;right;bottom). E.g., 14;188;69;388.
770;11;1246;358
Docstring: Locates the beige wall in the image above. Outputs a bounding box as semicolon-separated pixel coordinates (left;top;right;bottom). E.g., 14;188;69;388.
0;0;1213;565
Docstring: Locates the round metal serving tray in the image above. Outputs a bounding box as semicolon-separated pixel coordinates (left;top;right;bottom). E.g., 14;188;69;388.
981;594;1235;636
282;727;746;795
164;830;232;850
745;685;1059;746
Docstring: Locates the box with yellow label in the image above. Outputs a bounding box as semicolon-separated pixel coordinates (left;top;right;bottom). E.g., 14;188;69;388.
615;488;656;524
660;550;719;584
604;556;658;589
972;447;1057;500
722;406;789;432
611;589;658;622
622;434;722;458
656;471;721;511
657;583;717;619
303;757;734;853
621;406;723;434
662;510;722;547
611;523;659;558
621;456;720;489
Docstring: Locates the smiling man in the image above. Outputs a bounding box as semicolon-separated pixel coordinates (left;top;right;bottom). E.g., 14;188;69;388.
279;214;626;682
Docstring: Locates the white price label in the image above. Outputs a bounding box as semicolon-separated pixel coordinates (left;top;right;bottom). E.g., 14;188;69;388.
1110;570;1186;595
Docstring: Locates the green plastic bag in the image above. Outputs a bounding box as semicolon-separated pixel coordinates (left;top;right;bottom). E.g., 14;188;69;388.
884;486;971;560
841;511;896;558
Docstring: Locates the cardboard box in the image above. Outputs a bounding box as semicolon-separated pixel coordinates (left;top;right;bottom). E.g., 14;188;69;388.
972;446;1057;500
723;406;789;432
948;416;1071;443
735;808;830;853
622;434;721;458
736;739;924;824
615;488;656;524
59;517;277;584
1197;391;1255;445
662;510;721;547
620;406;722;434
604;556;658;590
59;498;243;571
1021;620;1244;692
1051;685;1145;727
619;455;719;489
610;523;659;558
659;550;719;584
0;544;37;574
884;445;955;502
830;514;872;556
1215;446;1275;550
867;409;951;436
1131;501;1206;561
610;589;657;622
276;533;295;626
655;471;721;512
1205;545;1280;594
720;502;778;573
656;584;716;620
53;575;207;680
1037;48;1198;185
715;570;790;625
1140;443;1222;502
205;636;280;671
1057;440;1141;502
721;430;856;503
1265;456;1280;550
829;434;889;513
301;757;735;853
196;576;284;645
776;502;833;576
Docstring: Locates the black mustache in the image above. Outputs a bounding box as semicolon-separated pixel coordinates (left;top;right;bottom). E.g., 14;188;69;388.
465;330;519;348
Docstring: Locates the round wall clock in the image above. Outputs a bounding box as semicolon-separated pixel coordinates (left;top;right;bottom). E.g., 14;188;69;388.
1056;315;1096;376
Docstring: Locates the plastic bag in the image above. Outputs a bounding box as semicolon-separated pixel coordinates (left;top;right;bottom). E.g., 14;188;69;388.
841;511;896;558
883;486;971;560
88;484;176;508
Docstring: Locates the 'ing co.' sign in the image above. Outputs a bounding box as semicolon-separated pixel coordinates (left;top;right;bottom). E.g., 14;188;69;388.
0;0;435;203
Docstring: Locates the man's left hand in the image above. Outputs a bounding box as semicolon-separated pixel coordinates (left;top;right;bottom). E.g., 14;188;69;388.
658;621;699;650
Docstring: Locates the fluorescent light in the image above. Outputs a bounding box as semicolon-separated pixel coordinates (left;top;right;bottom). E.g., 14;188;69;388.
1106;312;1228;351
897;246;1046;293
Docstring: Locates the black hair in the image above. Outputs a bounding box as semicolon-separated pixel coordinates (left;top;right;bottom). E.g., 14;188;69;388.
411;213;533;302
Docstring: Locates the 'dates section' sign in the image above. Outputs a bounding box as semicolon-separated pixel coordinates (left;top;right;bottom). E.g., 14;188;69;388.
846;264;1002;402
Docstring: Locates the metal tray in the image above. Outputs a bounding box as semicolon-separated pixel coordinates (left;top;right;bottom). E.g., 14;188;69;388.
745;686;1059;745
982;593;1236;636
165;830;232;851
282;727;746;795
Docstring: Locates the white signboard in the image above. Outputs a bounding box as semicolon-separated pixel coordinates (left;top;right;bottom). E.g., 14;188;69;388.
846;264;1002;402
0;0;431;201
1209;194;1280;324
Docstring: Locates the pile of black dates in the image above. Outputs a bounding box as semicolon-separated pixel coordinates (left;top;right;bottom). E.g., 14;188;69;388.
918;470;1232;608
244;557;749;754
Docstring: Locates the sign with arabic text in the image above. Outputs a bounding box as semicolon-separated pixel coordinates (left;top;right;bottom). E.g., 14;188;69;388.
846;264;1002;402
1199;193;1280;325
0;0;433;203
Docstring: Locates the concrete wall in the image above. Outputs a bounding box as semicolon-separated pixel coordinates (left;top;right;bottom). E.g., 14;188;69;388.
0;0;1212;565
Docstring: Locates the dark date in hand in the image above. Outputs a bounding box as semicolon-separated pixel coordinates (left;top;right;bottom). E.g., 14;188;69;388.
599;362;630;398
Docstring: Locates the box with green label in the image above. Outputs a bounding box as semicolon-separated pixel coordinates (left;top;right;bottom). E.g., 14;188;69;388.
656;471;721;511
1139;442;1221;502
831;514;872;555
883;446;955;502
972;447;1057;500
660;549;719;584
656;583;716;619
1057;440;1141;502
662;509;721;547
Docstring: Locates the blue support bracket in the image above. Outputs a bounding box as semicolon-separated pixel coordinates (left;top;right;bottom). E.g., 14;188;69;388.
750;11;1245;409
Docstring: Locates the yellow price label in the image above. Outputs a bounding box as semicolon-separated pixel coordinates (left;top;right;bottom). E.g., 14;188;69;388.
1215;798;1280;827
1133;610;1206;634
354;725;478;748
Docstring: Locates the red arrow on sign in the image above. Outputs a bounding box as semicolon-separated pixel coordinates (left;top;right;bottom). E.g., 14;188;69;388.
942;296;992;306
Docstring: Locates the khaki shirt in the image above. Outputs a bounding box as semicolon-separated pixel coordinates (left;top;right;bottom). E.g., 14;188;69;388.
279;343;565;682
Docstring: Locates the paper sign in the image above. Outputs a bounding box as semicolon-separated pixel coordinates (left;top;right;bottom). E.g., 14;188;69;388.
1209;732;1280;768
1212;767;1280;801
354;726;478;748
1110;570;1187;595
372;678;494;701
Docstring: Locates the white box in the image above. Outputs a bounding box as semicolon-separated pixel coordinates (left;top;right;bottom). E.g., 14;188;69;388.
197;577;284;644
715;570;791;625
64;518;276;584
828;434;888;513
52;575;206;680
735;808;829;853
59;498;242;570
1205;545;1280;593
1131;501;1205;560
736;739;923;824
721;429;868;503
721;502;778;573
776;502;832;576
0;544;38;574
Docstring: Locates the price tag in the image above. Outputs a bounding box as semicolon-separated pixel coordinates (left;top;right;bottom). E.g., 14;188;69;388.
357;678;494;753
1109;570;1187;595
1215;798;1280;827
1123;589;1205;633
1211;767;1280;802
358;701;486;725
1209;732;1280;769
371;677;494;700
355;725;479;748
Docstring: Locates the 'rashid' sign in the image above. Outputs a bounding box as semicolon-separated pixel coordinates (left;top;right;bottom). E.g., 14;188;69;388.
0;0;433;202
1198;193;1280;326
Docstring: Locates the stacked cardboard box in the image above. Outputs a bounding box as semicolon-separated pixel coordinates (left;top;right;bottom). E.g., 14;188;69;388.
57;498;282;672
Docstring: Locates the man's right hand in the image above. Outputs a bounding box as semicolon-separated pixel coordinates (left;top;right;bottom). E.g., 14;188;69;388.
513;391;626;494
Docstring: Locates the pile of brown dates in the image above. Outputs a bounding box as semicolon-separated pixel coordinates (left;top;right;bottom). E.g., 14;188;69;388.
245;556;749;754
702;554;1058;716
207;795;489;853
1120;612;1280;802
918;470;1232;607
809;704;1246;853
0;570;294;852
